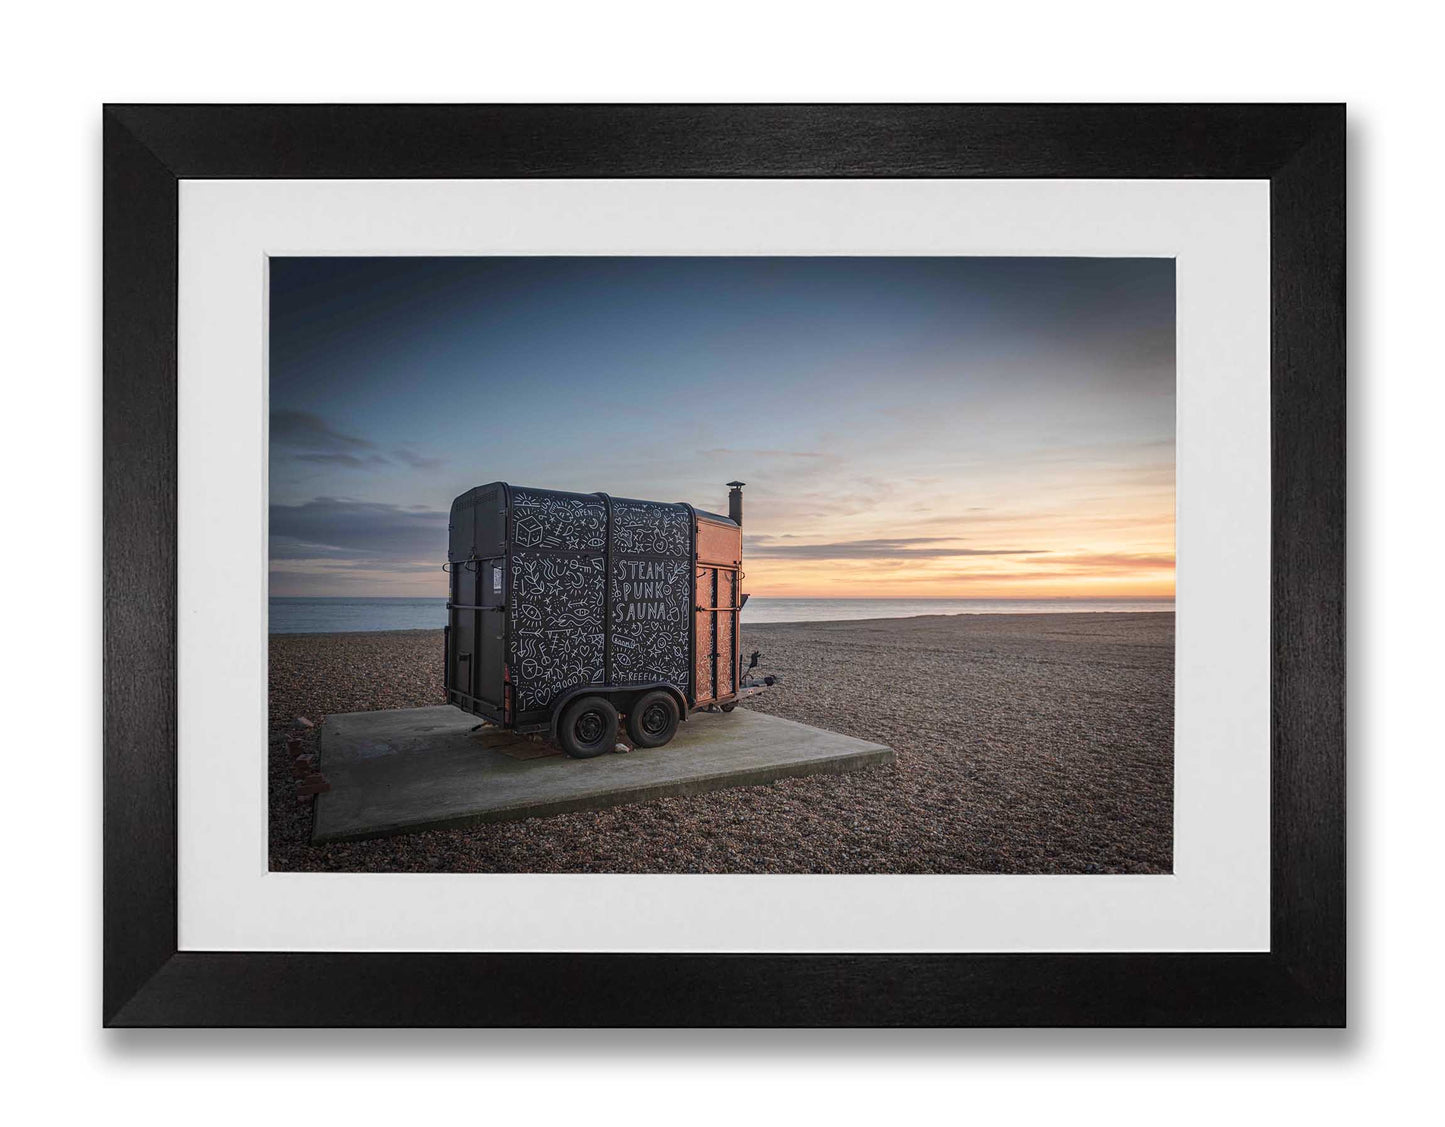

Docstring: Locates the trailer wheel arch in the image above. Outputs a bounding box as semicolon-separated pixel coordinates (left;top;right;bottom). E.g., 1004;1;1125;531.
626;690;682;749
547;682;688;742
556;695;618;759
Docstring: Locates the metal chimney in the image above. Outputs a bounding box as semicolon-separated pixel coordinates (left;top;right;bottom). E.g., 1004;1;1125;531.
727;481;745;526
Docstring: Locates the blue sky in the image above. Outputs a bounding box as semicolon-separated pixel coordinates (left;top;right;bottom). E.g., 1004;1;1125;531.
269;256;1175;597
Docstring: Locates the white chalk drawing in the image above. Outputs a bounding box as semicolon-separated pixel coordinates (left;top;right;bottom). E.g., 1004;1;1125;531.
609;499;692;689
508;550;605;711
509;489;606;550
514;514;544;547
505;491;693;712
612;499;691;557
610;556;690;686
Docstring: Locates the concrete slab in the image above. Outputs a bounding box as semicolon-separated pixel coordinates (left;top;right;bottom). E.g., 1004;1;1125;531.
312;704;894;843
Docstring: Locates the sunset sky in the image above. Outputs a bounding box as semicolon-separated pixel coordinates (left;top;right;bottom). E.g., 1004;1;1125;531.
269;256;1174;599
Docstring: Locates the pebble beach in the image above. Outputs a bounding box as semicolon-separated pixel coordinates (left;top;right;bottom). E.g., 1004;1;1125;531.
269;612;1174;874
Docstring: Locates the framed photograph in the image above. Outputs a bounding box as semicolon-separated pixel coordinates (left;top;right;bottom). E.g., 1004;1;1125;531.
104;104;1343;1026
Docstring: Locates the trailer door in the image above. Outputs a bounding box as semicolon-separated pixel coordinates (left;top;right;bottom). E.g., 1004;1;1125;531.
694;564;739;705
692;514;743;706
449;556;506;709
474;557;506;707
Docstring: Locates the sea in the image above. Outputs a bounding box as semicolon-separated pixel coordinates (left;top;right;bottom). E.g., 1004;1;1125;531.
269;596;1175;634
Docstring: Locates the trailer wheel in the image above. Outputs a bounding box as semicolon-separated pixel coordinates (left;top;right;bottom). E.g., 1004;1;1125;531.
558;696;618;759
719;702;738;713
626;691;680;749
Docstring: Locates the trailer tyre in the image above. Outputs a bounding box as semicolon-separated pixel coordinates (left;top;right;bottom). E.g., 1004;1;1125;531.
626;691;680;749
558;696;618;759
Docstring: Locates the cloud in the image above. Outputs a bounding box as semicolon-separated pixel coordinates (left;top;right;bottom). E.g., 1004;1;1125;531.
270;497;449;564
391;447;447;470
743;535;1048;560
1047;552;1175;570
293;452;391;468
700;447;833;460
269;562;447;597
272;413;446;474
870;552;1176;583
271;409;375;452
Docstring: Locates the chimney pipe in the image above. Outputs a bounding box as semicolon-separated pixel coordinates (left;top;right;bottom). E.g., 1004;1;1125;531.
726;481;745;526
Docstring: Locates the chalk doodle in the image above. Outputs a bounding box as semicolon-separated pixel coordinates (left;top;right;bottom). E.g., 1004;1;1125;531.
610;556;690;686
508;550;605;711
608;499;692;690
503;491;693;711
611;499;691;557
509;489;607;551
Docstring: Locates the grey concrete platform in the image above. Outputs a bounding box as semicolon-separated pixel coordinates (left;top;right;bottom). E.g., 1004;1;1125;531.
312;704;894;843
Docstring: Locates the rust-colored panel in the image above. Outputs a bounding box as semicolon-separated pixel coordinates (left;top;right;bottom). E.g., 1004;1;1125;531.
717;604;734;697
691;555;742;706
696;517;742;567
693;566;717;703
694;610;715;702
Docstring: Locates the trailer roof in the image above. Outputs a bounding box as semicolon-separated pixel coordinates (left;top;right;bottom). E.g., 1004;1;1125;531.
450;484;738;528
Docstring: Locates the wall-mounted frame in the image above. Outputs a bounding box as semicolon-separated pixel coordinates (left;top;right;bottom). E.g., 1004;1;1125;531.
103;104;1343;1027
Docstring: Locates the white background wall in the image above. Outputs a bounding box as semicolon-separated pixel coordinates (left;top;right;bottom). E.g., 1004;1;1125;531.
1;2;1435;1123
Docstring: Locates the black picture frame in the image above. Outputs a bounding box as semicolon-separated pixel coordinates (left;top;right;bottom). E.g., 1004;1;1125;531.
103;104;1344;1027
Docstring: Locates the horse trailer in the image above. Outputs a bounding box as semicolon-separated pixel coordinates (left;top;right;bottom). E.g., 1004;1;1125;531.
444;481;772;757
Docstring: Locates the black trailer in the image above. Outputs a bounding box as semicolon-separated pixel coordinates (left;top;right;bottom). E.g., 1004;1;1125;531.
445;482;766;757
